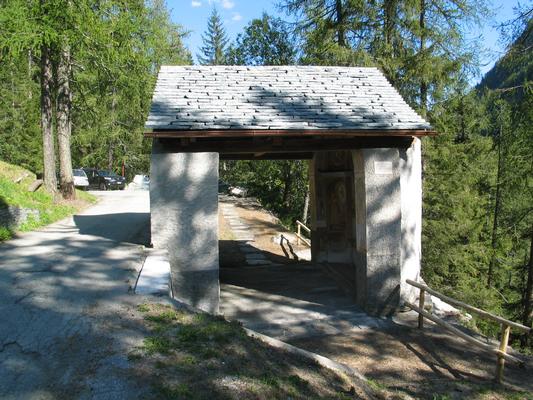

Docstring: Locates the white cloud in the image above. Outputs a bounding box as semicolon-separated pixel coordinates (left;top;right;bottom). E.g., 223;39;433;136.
207;0;235;9
231;12;242;21
221;0;235;9
191;0;202;7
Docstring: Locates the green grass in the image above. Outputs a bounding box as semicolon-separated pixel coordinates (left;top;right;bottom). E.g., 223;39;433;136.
0;160;97;240
134;303;360;399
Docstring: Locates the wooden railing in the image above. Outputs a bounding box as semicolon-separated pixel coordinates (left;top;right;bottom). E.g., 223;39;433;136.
295;220;311;247
405;279;531;383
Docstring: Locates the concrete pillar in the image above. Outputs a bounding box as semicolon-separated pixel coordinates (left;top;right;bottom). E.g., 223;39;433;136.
150;140;219;313
399;138;422;304
352;148;402;315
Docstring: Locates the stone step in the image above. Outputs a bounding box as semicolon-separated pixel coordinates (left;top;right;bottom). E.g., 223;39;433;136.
135;251;170;295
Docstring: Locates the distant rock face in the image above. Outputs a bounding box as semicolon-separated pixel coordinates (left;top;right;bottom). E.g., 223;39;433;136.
0;206;40;229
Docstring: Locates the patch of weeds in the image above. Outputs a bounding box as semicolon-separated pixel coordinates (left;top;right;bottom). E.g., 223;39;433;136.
145;310;182;334
155;383;192;400
506;392;533;400
366;378;387;391
174;354;198;371
197;345;223;360
145;310;180;325
336;392;354;400
260;374;280;388
175;324;202;344
256;373;309;396
143;336;174;355
180;354;197;366
204;359;219;370
177;318;243;346
127;351;143;361
286;374;308;388
461;382;533;400
137;303;150;313
154;360;169;369
192;313;212;324
0;226;12;241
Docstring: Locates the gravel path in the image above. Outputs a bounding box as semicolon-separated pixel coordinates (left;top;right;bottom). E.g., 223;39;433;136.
0;191;151;400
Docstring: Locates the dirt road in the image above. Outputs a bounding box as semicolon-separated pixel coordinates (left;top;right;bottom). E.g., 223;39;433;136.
0;191;151;399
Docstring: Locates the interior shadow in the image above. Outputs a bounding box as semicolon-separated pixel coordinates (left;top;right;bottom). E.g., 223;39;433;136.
219;240;355;308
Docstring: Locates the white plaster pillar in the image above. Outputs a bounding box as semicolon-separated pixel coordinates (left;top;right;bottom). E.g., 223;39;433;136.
150;140;219;313
399;138;422;304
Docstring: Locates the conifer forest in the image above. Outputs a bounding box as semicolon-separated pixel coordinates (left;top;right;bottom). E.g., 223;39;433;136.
0;1;532;349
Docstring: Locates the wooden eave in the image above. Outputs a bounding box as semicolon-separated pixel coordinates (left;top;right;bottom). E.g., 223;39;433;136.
144;128;437;139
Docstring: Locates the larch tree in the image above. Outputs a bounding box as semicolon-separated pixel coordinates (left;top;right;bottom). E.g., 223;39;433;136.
56;35;75;199
40;42;57;193
0;0;191;193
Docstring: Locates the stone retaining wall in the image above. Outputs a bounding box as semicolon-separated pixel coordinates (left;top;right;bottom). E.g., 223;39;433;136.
0;206;40;229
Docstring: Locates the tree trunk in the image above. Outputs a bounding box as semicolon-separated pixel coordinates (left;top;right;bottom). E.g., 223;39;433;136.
419;0;428;115
457;95;466;142
57;42;75;200
108;145;114;171
28;50;33;99
302;186;310;224
488;122;503;288
522;227;533;345
335;0;346;47
108;87;117;171
383;0;398;85
40;43;57;194
281;162;293;212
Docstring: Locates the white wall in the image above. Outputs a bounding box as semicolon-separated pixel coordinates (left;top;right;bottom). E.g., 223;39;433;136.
399;138;422;304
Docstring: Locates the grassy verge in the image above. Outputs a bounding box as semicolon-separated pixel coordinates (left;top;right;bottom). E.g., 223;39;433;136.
130;303;375;400
0;160;97;241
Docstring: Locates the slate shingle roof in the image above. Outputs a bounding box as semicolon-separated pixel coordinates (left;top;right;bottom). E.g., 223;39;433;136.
145;65;431;132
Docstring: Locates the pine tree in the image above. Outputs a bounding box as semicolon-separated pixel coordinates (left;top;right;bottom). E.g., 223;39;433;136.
198;7;229;65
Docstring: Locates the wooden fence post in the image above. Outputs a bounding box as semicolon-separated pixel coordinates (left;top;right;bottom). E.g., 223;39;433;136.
418;289;425;329
496;324;511;383
297;223;301;245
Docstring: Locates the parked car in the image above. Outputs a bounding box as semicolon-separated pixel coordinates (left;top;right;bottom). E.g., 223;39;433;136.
82;168;112;190
72;169;89;190
229;186;247;197
218;180;230;193
130;174;150;190
98;170;126;190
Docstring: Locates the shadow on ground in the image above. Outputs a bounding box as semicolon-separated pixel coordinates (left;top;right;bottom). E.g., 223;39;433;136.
74;212;150;245
290;317;533;399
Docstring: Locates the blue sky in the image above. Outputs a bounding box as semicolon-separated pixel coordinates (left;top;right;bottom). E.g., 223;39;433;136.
166;0;522;81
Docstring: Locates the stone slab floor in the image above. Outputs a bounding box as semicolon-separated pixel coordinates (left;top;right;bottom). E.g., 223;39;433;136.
218;195;390;341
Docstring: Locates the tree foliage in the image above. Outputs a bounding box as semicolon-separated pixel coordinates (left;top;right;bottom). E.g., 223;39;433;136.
226;13;297;66
282;0;488;113
0;0;191;180
198;7;228;65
